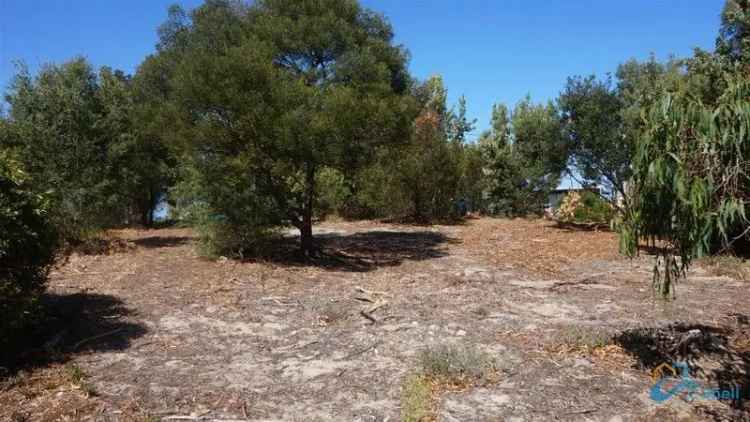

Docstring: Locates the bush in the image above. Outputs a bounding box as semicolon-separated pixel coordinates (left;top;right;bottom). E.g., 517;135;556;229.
556;191;614;224
0;153;58;363
170;162;282;259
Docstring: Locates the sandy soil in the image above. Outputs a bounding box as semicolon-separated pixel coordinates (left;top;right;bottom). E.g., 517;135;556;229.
2;218;749;421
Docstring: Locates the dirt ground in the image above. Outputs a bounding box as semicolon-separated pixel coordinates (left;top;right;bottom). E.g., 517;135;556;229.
2;217;749;421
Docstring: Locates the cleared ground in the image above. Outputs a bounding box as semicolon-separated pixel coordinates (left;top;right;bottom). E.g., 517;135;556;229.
2;218;749;421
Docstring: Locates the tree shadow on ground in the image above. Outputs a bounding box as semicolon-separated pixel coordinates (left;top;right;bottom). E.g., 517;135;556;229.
1;292;147;379
132;235;192;249
549;220;611;232
613;320;750;417
258;230;458;272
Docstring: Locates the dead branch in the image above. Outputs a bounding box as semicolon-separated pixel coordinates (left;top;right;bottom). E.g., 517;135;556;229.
367;300;388;314
360;310;378;324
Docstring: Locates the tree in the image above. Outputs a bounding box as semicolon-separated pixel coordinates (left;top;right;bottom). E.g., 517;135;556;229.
160;0;415;256
717;0;750;65
99;67;173;227
559;58;683;211
559;75;628;207
394;76;462;220
620;75;750;297
617;1;750;297
483;98;567;215
3;58;172;236
4;59;116;239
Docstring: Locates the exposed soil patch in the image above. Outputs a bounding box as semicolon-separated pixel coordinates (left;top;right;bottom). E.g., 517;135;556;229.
2;218;749;421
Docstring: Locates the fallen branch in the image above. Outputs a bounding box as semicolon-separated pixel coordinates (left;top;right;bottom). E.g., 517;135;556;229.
564;408;597;416
550;273;606;290
354;286;391;297
367;300;388;314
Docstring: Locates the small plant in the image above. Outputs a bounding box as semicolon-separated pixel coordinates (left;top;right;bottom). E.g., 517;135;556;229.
65;364;86;384
550;325;614;352
65;364;97;397
400;373;432;422
418;343;495;385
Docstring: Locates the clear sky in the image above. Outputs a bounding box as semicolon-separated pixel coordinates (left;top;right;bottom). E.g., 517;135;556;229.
1;0;725;137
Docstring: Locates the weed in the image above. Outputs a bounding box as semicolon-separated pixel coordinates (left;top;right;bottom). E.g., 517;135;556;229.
65;363;97;397
401;373;433;422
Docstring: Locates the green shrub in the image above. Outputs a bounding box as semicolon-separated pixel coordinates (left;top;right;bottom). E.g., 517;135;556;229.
171;162;282;259
0;153;58;363
315;167;350;219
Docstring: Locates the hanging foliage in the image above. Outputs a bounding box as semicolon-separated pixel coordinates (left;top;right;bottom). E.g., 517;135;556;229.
620;75;750;297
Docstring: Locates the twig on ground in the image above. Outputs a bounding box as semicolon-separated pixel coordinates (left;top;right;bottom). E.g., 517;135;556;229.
354;286;391;297
367;300;388;314
341;340;382;360
360;310;378;324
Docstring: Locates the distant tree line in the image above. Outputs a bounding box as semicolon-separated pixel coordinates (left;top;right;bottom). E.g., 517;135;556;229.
1;0;748;353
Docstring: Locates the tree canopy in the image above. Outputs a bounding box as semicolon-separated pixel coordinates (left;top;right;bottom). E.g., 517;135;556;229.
157;0;415;255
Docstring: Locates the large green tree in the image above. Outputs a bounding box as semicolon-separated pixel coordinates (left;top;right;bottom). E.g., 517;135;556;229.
3;59;172;237
4;59;116;239
159;0;414;255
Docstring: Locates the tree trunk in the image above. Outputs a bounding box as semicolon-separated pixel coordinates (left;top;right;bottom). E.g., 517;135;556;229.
300;164;316;256
300;217;313;256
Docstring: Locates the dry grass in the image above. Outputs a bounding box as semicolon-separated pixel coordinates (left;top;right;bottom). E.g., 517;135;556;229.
400;374;434;422
698;255;750;281
401;343;498;421
418;343;495;385
461;218;621;279
547;325;614;354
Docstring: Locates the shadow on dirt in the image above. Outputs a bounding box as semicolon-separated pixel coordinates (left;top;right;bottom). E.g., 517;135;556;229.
259;230;458;272
1;292;147;379
549;220;611;232
614;321;750;414
133;235;192;249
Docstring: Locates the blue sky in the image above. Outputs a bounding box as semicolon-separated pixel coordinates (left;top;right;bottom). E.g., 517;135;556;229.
1;0;725;137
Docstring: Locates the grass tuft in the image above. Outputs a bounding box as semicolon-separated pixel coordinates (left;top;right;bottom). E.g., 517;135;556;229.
418;343;495;385
400;373;433;422
65;363;97;397
549;325;614;353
